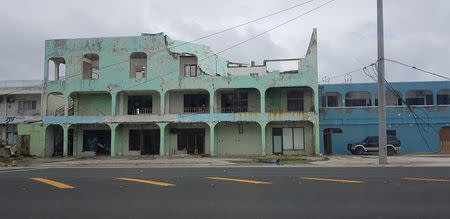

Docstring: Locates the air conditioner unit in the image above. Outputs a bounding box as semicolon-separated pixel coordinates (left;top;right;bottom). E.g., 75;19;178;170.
7;97;15;103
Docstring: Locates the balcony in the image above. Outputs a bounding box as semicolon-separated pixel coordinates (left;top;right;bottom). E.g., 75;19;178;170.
184;106;209;113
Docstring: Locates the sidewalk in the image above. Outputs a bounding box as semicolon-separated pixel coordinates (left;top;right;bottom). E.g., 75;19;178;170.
2;154;450;168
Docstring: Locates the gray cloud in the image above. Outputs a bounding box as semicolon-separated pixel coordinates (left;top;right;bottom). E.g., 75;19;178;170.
0;0;448;83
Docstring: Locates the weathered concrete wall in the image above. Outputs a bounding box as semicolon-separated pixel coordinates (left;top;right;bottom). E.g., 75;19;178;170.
74;93;111;116
0;94;41;116
216;122;261;155
17;124;47;156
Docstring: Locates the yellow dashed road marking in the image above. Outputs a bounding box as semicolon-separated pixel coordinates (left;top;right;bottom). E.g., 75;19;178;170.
116;177;175;187
402;177;450;182
30;178;75;189
301;177;364;184
206;177;272;184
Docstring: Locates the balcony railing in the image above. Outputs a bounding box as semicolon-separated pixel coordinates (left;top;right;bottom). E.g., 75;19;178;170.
220;106;248;113
129;108;152;115
184;107;209;113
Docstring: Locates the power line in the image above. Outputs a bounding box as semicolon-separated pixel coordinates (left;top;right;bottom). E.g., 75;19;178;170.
118;0;337;91
59;0;318;80
384;58;450;80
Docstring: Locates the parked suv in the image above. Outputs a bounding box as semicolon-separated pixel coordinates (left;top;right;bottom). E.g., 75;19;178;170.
347;136;401;156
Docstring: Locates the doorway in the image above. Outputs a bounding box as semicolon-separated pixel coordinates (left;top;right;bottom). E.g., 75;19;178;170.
129;130;160;155
323;128;343;155
177;129;205;154
440;127;450;153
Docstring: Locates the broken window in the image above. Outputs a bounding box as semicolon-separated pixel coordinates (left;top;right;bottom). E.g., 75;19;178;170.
437;90;450;105
345;91;372;107
180;55;200;77
221;90;248;113
184;94;209;113
130;52;147;78
406;90;433;106
82;53;99;80
127;95;152;115
287;91;304;111
47;58;66;81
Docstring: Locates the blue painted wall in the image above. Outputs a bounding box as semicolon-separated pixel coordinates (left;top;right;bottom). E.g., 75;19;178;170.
319;81;450;154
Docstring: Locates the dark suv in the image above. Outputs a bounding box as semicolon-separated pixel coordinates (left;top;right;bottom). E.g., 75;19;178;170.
347;136;401;156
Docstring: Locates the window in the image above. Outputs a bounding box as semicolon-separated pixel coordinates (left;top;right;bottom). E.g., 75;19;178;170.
437;90;450;105
287;91;304;111
405;90;433;106
130;52;147;78
82;53;99;80
282;128;304;150
18;101;36;112
221;90;248;113
184;64;198;77
7;132;18;145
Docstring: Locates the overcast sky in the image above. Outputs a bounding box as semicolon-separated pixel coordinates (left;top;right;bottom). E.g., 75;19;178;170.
0;0;449;83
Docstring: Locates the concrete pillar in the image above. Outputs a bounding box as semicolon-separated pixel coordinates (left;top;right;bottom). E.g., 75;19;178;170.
160;91;166;115
157;123;168;155
108;123;119;157
119;93;124;115
259;88;266;113
313;122;320;155
64;95;70;116
62;124;70;157
209;90;214;113
41;93;48;116
208;122;218;156
259;121;268;156
111;92;117;116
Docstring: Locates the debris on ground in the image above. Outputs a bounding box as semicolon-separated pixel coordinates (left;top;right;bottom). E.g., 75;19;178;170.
259;158;280;164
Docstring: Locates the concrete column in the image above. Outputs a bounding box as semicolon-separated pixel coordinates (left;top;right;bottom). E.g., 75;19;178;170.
119;93;124;115
108;123;119;157
313;122;320;155
259;88;266;113
157;123;168;155
111;92;117;116
208;122;218;156
62;124;70;157
259;121;268;156
41;93;48;116
64;95;70;116
160;91;166;115
209;90;214;113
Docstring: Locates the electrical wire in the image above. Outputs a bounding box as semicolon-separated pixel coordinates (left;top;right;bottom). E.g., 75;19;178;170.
384;58;450;80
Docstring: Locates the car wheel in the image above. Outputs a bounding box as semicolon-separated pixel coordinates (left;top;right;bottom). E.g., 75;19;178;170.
354;147;364;155
387;147;395;156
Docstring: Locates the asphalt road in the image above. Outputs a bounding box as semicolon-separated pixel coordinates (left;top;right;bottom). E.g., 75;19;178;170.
1;167;449;219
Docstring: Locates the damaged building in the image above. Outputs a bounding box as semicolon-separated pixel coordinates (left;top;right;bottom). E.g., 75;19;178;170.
23;29;320;157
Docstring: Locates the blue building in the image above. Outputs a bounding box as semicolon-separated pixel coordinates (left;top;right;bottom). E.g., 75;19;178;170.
319;81;450;154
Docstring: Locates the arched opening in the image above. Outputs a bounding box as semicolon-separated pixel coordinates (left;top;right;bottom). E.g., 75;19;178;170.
46;92;65;116
118;90;160;115
82;53;99;80
130;52;147;78
323;128;343;155
214;88;260;113
265;86;314;112
118;123;160;155
345;91;372;107
437;90;450;105
215;122;261;155
321;92;342;107
440;127;450;153
45;125;64;156
375;90;403;106
47;57;66;81
167;122;208;155
70;92;111;116
406;90;433;105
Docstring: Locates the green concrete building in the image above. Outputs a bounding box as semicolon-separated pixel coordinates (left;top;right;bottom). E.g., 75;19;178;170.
34;29;319;157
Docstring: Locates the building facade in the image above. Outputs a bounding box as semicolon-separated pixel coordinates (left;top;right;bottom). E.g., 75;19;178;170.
319;81;450;154
0;80;43;154
30;30;320;157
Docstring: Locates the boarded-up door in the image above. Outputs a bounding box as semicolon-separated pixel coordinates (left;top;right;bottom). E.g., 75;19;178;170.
20;135;30;156
440;128;450;153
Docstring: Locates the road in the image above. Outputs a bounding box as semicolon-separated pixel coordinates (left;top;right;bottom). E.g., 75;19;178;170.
1;167;449;219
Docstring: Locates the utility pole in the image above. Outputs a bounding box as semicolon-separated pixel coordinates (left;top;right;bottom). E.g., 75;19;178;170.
377;0;388;164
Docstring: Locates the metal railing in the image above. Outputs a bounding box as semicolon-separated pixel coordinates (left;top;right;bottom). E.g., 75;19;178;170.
129;108;152;115
184;107;209;113
220;106;248;113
